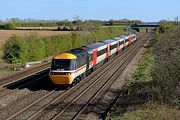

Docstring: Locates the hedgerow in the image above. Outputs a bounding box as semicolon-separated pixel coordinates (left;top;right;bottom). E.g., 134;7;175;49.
3;27;124;63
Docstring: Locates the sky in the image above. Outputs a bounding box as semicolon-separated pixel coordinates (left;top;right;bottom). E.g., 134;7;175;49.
0;0;180;22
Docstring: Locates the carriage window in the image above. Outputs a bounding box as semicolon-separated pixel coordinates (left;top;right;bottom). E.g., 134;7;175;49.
120;41;124;45
97;48;107;56
110;44;117;50
125;39;129;42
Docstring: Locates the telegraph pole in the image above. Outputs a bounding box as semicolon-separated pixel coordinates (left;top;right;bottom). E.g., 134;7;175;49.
174;16;179;25
177;16;179;25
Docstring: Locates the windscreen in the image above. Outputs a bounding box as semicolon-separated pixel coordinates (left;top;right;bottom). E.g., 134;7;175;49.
51;59;76;71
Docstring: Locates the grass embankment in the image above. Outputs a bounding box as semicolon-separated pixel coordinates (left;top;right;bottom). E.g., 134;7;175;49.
2;27;124;63
110;51;180;120
110;23;180;120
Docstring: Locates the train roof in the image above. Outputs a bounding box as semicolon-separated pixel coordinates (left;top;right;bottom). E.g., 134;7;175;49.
101;39;116;44
122;35;129;39
53;52;77;59
68;48;88;58
113;36;126;41
86;42;107;50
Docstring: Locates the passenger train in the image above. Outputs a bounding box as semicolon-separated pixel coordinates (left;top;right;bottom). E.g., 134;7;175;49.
49;33;137;86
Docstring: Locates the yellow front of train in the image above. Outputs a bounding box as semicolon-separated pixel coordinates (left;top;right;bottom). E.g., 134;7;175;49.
49;52;77;85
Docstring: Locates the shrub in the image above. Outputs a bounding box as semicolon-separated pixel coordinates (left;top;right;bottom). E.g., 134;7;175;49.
4;22;16;30
152;24;180;105
3;35;28;63
25;33;46;61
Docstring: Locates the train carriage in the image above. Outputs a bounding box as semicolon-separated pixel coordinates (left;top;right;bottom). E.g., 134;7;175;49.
131;34;137;43
101;39;118;57
49;33;137;86
124;35;130;47
85;42;108;65
113;36;126;51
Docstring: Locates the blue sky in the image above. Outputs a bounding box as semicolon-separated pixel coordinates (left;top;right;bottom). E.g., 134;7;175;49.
0;0;179;22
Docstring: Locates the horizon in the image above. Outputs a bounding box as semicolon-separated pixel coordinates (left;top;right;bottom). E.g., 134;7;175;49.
0;18;162;23
0;0;179;22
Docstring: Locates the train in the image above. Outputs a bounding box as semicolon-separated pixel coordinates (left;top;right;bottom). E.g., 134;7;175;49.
49;33;137;86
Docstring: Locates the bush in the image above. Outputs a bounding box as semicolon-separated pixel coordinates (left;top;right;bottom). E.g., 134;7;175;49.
25;33;46;61
152;24;180;105
4;22;16;30
3;35;28;63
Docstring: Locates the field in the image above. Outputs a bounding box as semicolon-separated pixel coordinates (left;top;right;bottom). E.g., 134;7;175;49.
0;30;72;47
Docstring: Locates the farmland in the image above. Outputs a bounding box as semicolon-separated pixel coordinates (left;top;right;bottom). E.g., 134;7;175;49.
0;30;72;46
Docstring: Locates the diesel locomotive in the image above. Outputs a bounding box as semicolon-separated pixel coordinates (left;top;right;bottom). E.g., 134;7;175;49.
49;33;137;86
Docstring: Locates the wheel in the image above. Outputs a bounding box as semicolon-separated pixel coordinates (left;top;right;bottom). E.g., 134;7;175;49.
71;80;77;87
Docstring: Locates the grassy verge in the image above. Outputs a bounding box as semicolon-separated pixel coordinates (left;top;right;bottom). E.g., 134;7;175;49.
114;103;180;120
110;49;180;120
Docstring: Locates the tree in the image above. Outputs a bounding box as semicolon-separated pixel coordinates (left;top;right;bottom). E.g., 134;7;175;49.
4;22;16;30
3;35;28;63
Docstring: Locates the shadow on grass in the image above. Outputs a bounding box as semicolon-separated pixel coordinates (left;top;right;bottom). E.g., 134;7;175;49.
112;80;157;116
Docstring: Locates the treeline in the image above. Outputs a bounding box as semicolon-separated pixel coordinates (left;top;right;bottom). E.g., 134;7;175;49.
0;18;142;29
3;27;124;63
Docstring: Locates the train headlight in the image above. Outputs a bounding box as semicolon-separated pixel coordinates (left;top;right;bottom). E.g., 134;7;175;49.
66;72;71;75
50;72;55;75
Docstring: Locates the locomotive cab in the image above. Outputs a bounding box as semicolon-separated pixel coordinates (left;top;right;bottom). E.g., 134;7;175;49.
49;53;77;85
51;59;76;72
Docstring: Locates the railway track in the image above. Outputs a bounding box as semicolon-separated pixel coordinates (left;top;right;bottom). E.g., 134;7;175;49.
2;33;150;120
51;49;138;120
48;34;150;120
78;34;154;120
0;62;50;88
0;68;49;98
100;34;154;120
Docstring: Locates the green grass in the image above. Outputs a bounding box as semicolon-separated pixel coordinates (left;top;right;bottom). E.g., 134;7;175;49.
116;102;180;120
110;51;154;119
109;49;180;120
110;49;180;120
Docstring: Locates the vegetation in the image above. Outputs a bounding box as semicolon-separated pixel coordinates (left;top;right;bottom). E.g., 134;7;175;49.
152;23;180;105
3;27;124;63
115;103;180;120
3;35;27;63
110;22;180;120
110;51;156;120
0;22;16;30
0;18;142;29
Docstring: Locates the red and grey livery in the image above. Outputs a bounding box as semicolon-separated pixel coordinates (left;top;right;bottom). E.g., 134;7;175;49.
49;33;137;86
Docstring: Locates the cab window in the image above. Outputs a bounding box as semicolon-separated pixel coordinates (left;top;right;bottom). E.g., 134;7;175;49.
51;59;76;71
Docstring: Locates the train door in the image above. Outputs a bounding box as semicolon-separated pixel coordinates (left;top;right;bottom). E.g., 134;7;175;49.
86;55;89;72
117;41;120;52
93;49;97;66
129;37;132;44
108;44;111;56
123;39;126;48
106;45;110;58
